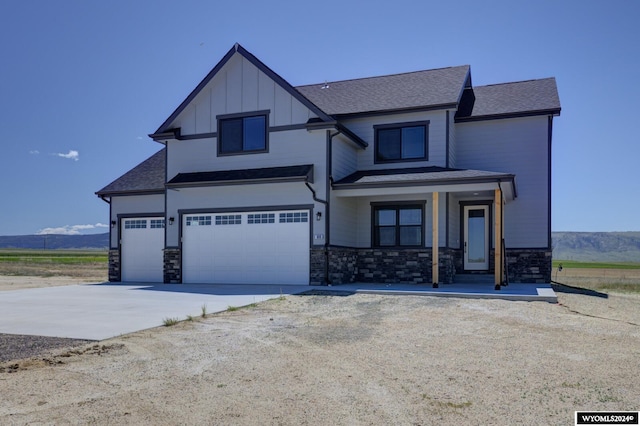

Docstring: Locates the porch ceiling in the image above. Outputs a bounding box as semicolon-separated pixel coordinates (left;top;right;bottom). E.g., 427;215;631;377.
332;166;516;200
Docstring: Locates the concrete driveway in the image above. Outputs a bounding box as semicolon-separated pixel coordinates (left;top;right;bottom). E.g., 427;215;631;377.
0;283;311;340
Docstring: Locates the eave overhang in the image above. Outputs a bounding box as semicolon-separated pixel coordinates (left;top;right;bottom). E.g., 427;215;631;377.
166;164;314;189
455;108;561;123
332;167;517;200
305;120;368;148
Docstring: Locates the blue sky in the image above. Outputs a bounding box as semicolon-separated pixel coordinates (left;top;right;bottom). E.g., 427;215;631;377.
1;0;638;235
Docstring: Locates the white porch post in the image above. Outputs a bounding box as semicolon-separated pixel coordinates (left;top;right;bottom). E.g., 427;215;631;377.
494;188;503;289
432;192;439;287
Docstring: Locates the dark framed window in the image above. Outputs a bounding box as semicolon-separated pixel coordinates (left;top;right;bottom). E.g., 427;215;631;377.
374;121;429;163
373;204;424;247
218;111;268;155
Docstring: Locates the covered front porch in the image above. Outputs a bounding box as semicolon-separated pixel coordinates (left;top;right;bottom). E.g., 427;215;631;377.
330;166;517;289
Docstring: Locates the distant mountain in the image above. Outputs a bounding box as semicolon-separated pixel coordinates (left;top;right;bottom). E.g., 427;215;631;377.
552;232;640;262
0;233;109;250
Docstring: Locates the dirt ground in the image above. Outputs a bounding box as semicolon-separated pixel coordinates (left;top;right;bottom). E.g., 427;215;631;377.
0;275;103;291
0;276;639;425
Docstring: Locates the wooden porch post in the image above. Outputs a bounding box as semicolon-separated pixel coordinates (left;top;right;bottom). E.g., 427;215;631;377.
432;192;439;288
494;188;503;289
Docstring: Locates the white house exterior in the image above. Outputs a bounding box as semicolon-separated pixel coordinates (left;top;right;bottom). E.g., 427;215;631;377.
97;43;561;287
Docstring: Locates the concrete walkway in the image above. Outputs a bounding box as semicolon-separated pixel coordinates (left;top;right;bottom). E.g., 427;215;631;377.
0;281;556;341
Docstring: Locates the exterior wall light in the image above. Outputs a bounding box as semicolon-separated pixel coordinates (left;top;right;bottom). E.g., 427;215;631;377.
169;217;175;225
316;211;322;221
110;220;116;228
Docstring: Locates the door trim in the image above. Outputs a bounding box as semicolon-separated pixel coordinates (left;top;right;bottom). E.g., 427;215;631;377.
461;203;491;271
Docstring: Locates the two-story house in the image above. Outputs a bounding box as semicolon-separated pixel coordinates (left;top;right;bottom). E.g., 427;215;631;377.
97;43;561;288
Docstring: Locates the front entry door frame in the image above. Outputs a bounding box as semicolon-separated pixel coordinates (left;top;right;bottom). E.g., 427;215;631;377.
461;202;491;271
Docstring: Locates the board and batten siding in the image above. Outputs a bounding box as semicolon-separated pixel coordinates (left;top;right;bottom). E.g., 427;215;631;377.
456;116;550;248
110;194;165;248
340;110;449;171
170;53;316;135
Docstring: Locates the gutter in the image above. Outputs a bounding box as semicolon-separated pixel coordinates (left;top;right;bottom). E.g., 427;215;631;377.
304;129;340;285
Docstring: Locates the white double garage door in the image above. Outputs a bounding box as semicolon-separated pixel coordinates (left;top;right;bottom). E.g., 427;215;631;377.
121;210;310;284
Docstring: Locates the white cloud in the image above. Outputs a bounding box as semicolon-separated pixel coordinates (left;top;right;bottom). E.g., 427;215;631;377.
56;150;79;161
29;150;40;155
36;223;108;235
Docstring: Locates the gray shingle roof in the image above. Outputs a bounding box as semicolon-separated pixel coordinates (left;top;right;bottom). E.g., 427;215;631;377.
96;149;165;196
296;66;470;116
333;166;515;188
458;78;561;120
167;164;314;186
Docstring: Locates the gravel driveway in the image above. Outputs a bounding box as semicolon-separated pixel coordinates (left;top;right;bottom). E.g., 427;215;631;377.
1;290;638;425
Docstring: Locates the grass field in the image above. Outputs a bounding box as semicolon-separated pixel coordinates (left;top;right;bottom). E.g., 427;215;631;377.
0;249;107;279
552;259;640;294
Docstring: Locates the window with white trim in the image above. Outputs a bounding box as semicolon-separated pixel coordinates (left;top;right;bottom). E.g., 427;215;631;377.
150;219;165;229
215;214;241;225
124;219;147;229
279;212;308;223
186;216;212;226
248;213;275;224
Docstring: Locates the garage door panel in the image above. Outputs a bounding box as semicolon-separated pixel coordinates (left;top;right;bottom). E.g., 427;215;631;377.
121;218;164;283
183;210;309;284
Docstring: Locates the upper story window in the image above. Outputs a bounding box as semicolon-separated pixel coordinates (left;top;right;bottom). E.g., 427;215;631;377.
374;121;429;163
218;111;269;155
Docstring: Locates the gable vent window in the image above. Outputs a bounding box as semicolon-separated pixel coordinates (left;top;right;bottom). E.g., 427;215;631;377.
218;112;268;155
374;121;429;163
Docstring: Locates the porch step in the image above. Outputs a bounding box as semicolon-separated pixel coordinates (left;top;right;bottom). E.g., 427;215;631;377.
454;274;495;284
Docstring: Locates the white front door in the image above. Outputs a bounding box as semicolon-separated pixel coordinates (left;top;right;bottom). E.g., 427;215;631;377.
463;206;490;271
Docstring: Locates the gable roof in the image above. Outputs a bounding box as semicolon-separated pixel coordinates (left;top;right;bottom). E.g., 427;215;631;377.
295;66;470;117
456;77;561;122
153;43;332;135
96;149;165;196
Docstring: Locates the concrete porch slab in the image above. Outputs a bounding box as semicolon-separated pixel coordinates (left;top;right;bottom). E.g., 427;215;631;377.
318;282;557;303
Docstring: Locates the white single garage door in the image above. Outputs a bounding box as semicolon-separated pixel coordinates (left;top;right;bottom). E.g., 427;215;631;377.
121;218;164;282
182;210;310;285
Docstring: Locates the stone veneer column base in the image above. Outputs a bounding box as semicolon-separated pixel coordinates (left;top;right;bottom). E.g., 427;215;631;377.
506;249;552;283
309;248;326;285
108;249;120;282
314;247;458;286
163;248;182;284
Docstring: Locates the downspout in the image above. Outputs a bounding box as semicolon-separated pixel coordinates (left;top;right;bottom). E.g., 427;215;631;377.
498;181;507;285
305;129;340;285
305;180;329;284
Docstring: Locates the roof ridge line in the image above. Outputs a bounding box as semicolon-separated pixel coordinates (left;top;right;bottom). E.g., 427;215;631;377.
476;77;556;88
295;65;471;88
